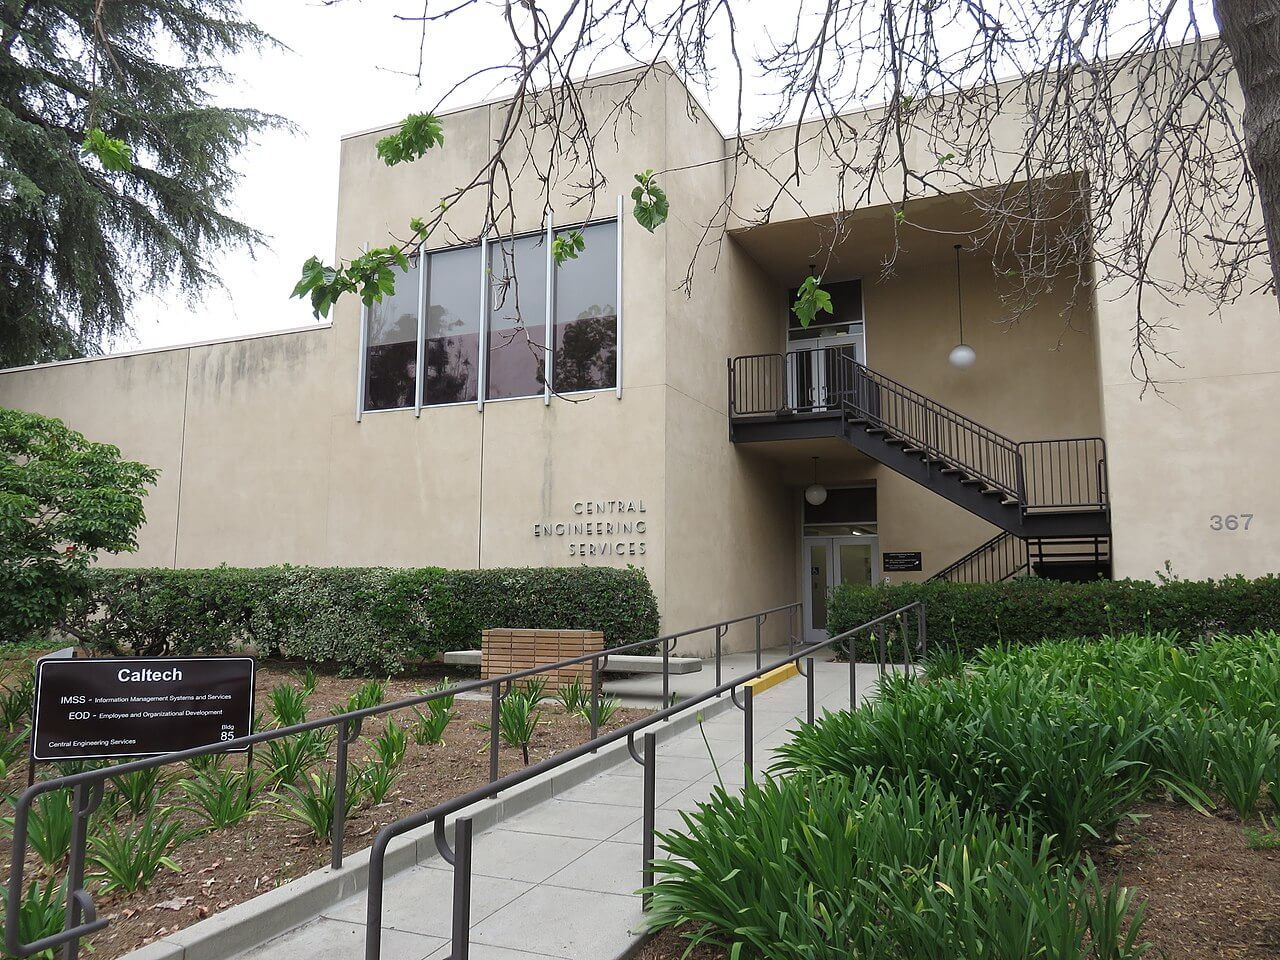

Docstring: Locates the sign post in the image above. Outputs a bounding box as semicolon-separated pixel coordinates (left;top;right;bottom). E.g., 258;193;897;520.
32;657;255;762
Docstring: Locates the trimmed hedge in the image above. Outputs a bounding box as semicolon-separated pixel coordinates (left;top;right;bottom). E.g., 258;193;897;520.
67;565;660;675
830;575;1280;658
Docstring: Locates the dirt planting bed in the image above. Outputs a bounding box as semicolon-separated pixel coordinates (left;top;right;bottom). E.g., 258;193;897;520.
0;659;646;960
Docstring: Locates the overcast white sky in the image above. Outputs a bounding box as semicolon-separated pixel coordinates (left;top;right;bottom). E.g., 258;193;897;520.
126;0;637;352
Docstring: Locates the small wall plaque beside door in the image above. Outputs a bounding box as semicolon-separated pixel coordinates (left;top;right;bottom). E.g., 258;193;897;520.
883;551;923;572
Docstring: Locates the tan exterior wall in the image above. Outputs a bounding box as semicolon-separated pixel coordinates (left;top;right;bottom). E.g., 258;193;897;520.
3;52;1274;658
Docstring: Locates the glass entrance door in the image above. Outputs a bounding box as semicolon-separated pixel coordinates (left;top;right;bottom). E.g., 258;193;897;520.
788;331;864;411
802;535;880;645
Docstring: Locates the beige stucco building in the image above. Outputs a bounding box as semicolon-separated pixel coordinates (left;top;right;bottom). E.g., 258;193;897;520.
3;55;1277;654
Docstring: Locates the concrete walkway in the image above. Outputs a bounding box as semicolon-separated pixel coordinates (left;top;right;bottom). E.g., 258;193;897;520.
231;653;887;960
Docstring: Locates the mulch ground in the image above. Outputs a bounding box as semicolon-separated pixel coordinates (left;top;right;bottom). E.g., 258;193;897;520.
634;801;1280;960
0;660;647;960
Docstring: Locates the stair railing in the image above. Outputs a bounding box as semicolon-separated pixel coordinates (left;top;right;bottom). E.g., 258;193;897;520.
729;348;1110;515
827;351;1025;501
1017;438;1109;511
929;531;1029;583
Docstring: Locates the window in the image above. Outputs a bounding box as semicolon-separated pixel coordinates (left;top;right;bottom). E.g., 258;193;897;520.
358;217;620;414
424;245;481;406
487;233;548;400
786;278;864;341
363;260;419;411
553;221;617;392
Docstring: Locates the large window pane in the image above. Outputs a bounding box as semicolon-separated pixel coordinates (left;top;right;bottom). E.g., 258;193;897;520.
364;260;419;411
486;234;547;400
424;245;481;405
553;221;617;392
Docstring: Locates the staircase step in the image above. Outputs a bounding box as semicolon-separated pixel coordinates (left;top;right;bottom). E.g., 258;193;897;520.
940;467;963;475
865;427;887;435
883;437;907;446
960;478;985;487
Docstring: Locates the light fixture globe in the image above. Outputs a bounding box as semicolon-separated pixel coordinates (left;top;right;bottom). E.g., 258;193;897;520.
805;483;828;506
949;343;977;369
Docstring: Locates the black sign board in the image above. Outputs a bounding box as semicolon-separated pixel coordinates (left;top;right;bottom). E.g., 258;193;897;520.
32;657;255;762
883;551;923;572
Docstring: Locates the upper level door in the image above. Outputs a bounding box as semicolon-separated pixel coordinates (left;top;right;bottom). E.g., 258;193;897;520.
786;279;865;411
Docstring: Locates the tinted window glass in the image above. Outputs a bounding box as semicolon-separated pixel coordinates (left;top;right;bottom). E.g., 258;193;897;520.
487;234;547;400
364;260;419;411
424;245;481;405
553;222;617;392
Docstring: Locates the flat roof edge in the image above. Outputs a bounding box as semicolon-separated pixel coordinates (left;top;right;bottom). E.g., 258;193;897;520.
0;322;333;376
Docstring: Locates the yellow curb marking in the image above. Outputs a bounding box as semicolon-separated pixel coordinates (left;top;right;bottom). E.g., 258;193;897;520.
745;662;800;696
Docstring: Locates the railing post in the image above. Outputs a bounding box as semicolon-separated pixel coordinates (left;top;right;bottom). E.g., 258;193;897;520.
743;686;754;778
61;782;100;960
333;720;351;869
662;639;670;710
806;657;815;726
917;603;927;663
641;731;657;911
848;638;857;707
452;817;474;960
754;615;763;669
589;659;602;743
714;625;725;690
489;685;501;782
877;625;887;675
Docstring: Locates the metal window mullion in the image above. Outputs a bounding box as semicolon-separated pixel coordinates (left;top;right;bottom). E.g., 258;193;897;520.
415;248;426;417
356;302;369;423
477;230;489;413
355;242;370;422
615;194;624;399
544;212;554;406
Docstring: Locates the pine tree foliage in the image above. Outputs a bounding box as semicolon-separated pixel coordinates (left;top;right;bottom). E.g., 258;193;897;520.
0;1;282;367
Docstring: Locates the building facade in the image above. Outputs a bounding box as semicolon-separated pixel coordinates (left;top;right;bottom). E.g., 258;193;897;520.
3;57;1277;654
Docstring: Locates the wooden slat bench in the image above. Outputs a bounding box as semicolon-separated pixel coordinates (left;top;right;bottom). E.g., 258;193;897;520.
479;628;603;691
444;647;703;676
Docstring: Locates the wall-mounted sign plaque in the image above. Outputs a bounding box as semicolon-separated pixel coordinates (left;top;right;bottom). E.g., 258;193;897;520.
883;552;923;572
32;657;255;761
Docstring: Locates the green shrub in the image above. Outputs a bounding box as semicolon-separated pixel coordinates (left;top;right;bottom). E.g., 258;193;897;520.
365;718;408;770
1;408;158;646
88;807;190;893
646;772;1147;960
410;682;455;745
179;767;268;830
268;683;308;728
263;728;331;787
272;769;363;842
69;565;659;674
0;877;66;960
830;575;1280;659
5;791;74;869
778;632;1280;851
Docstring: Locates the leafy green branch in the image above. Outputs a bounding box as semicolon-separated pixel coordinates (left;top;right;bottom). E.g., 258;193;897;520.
631;169;668;232
792;275;833;328
296;107;674;316
81;128;132;173
375;113;445;166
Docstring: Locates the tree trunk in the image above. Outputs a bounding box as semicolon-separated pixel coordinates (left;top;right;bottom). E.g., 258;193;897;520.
1215;0;1280;303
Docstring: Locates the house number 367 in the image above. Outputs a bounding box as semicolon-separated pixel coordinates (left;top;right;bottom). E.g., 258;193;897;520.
1210;514;1253;531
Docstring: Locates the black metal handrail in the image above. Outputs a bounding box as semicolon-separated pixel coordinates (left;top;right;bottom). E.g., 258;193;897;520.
363;601;926;960
4;603;800;960
728;348;1111;513
929;531;1028;583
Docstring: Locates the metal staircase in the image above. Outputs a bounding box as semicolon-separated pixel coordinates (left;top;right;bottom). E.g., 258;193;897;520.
928;531;1112;583
728;346;1111;569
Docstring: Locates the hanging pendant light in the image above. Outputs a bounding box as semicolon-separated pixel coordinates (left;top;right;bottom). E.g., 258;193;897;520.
805;456;828;506
948;243;976;369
